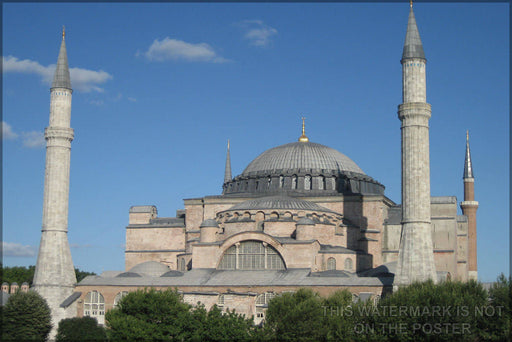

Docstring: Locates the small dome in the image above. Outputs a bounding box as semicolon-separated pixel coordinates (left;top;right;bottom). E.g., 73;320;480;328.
200;219;219;228
242;142;364;176
161;270;184;277
116;272;142;278
296;217;315;225
129;261;170;277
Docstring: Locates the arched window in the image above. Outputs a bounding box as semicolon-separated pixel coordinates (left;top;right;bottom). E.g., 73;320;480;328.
84;291;105;325
256;181;260;190
279;175;284;188
217;294;225;308
267;176;271;189
256;292;276;307
218;241;285;270
305;175;312;190
344;258;353;271
180;258;186;271
319;176;326;190
114;291;129;307
292;175;297;189
327;257;336;270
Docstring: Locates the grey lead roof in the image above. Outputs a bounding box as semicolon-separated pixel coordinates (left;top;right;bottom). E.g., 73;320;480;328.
225;195;337;214
52;36;72;89
242;142;365;176
78;268;393;287
464;132;474;178
402;7;425;61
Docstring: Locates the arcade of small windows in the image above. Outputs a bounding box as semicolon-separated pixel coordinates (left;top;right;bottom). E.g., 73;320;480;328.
218;240;285;270
84;291;105;325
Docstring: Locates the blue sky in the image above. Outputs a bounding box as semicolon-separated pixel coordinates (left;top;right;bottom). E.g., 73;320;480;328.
2;2;509;282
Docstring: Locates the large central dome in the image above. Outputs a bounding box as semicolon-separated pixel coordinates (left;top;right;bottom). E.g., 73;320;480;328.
222;138;384;197
242;142;365;176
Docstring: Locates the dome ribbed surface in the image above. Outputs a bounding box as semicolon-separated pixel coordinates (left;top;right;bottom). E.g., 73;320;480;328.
227;195;334;213
242;142;364;176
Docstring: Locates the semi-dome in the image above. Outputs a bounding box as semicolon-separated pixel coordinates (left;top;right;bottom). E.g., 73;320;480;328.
242;142;365;176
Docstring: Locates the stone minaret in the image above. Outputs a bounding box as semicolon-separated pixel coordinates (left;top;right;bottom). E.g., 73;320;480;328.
224;140;232;184
394;4;437;286
461;131;478;280
33;28;77;331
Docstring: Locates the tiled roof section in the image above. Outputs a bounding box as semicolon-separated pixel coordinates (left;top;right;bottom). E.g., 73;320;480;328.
60;292;81;308
242;142;364;176
402;7;425;60
77;268;394;287
225;195;337;213
52;37;72;89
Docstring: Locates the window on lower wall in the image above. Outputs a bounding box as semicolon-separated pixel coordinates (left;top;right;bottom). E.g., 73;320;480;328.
114;291;129;307
84;291;105;325
327;257;336;270
218;240;285;270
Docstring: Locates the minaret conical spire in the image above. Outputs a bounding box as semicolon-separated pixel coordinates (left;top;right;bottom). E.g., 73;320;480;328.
52;26;72;90
402;5;425;61
224;140;232;183
464;131;474;179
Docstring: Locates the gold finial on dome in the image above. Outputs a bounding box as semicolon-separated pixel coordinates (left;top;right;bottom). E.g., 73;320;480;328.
298;117;309;142
62;26;65;39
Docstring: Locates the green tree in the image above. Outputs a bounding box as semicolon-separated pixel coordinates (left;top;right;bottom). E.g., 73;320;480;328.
264;288;326;341
0;264;95;285
372;280;489;341
0;264;35;285
56;316;106;341
74;268;96;282
2;290;52;341
106;288;256;341
481;273;511;341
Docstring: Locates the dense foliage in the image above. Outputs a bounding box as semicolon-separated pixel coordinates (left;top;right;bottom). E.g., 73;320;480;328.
1;291;52;341
263;275;512;341
106;288;257;341
56;316;107;341
0;264;95;285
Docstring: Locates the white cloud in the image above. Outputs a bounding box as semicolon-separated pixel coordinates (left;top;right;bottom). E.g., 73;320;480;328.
2;55;112;92
143;38;229;63
2;121;18;140
21;131;45;148
1;242;38;257
127;97;137;102
238;20;277;47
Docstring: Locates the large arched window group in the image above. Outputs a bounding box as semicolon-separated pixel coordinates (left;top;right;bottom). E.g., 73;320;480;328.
218;240;285;270
84;291;105;325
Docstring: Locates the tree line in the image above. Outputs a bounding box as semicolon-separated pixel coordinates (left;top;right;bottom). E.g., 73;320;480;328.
1;274;510;341
0;264;95;285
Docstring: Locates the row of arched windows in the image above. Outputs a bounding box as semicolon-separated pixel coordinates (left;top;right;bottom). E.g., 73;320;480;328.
83;291;128;325
326;257;353;271
229;175;337;192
